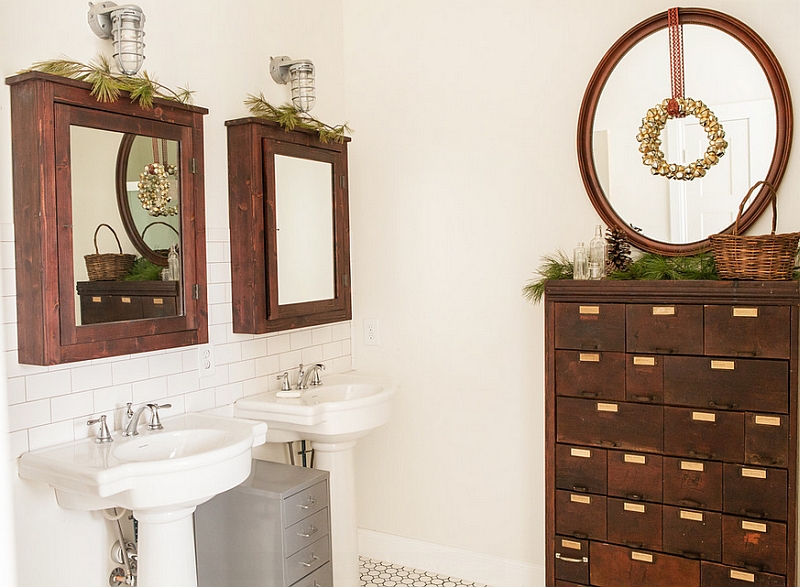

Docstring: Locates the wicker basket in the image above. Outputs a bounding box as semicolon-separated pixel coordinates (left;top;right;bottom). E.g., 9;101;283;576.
141;221;180;257
710;181;800;280
84;224;136;281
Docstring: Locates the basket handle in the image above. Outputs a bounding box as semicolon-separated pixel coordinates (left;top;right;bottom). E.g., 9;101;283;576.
93;223;124;255
733;180;778;236
141;221;180;240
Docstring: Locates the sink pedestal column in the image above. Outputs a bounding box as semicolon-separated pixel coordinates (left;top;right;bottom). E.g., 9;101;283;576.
134;507;198;587
311;440;359;587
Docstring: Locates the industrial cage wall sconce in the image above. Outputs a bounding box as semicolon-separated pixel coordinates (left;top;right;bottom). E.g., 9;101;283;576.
270;56;316;113
88;1;146;75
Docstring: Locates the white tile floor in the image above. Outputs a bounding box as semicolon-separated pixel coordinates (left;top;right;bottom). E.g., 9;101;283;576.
359;558;491;587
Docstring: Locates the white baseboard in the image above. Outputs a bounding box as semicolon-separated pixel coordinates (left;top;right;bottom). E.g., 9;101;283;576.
358;529;544;587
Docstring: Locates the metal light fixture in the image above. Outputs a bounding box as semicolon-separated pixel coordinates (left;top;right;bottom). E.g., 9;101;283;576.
270;56;316;113
88;1;146;75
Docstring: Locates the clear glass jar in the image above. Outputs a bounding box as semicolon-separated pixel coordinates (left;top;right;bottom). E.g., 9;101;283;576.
573;242;589;280
589;225;606;280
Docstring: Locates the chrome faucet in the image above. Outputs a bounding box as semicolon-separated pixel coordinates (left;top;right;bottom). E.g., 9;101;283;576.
122;402;172;436
299;363;325;389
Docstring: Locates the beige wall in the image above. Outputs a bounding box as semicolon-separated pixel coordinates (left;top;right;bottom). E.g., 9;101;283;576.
2;0;800;586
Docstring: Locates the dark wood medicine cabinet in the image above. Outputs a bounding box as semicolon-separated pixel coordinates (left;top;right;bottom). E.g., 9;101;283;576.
227;118;352;333
6;72;209;365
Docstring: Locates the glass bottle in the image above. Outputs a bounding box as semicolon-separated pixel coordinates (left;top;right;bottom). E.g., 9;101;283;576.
589;225;606;280
573;242;589;280
167;245;180;281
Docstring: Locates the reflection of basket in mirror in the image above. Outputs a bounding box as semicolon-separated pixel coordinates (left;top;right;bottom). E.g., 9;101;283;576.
710;181;800;280
141;221;180;257
85;224;137;281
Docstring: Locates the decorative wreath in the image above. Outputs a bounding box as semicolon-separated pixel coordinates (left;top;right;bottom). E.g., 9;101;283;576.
138;162;178;217
636;97;728;181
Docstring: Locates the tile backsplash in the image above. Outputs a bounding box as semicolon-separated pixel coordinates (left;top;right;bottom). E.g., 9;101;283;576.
1;223;352;457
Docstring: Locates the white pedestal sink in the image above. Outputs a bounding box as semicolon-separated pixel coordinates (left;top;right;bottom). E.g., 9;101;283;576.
18;412;267;587
234;371;398;587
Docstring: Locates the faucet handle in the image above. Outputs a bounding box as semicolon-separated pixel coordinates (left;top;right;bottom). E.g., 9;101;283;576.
277;372;291;391
87;414;113;444
296;364;305;390
146;403;172;430
309;363;326;386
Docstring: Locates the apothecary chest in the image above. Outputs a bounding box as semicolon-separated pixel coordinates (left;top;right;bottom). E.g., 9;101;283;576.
545;280;799;587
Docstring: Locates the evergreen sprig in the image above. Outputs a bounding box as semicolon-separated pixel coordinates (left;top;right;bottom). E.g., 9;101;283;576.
522;250;574;303
608;252;718;281
245;93;352;144
23;56;194;108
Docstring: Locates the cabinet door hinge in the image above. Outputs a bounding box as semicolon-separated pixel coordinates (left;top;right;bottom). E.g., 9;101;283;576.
342;274;350;287
192;284;200;300
190;158;198;174
340;175;346;188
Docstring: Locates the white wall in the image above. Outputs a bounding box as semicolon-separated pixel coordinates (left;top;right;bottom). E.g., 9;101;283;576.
341;0;800;583
3;1;800;587
0;2;351;586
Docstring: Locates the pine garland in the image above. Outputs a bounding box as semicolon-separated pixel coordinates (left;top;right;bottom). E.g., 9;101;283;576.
245;93;352;144
22;55;194;108
522;250;573;303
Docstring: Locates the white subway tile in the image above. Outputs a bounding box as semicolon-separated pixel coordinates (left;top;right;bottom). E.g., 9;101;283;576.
331;356;353;373
215;382;243;407
241;338;267;360
9;430;28;458
28;420;75;451
243;376;269;397
112;357;151;385
207;262;231;285
199;364;229;389
206;227;229;243
267;334;291;355
182;347;199;371
331;321;351;341
207;283;228;305
0;242;14;269
290;329;314;350
278;350;303;372
184;389;215;413
0;222;14;242
93;384;133;414
1;268;16;297
312;326;333;346
228;360;255;383
71;363;113;392
51;391;94;421
148;353;184;378
215;342;242;365
301;345;324;365
132;376;169;405
255;355;281;378
226;330;254;343
209;302;232;325
209;323;231;344
26;370;72;401
8;399;51;431
323;341;344;360
167;371;200;396
4;352;47;378
2;296;16;324
6;376;25;405
3;323;17;350
162;394;185;415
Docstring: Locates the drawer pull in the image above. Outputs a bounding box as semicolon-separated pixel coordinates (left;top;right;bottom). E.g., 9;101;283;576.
555;553;588;564
571;486;588;493
297;497;318;510
680;461;704;472
680;510;704;522
711;359;735;370
296;525;319;538
741;521;767;533
632;394;656;403
632;356;656;366
570;448;592;458
678;499;706;509
688;450;713;460
579;306;600;315
623;503;646;513
299;554;320;568
92;296;102;303
579;353;600;362
630;552;654;563
708;400;738;410
692;412;716;423
742;509;767;519
652;306;676;316
625;493;643;501
651;347;677;354
561;539;582;550
579;344;599;350
624;454;646;465
596;402;618;413
755;415;781;427
730;570;756;583
678;550;702;560
598;440;622;448
733;307;759;318
578;391;599;398
741;468;767;479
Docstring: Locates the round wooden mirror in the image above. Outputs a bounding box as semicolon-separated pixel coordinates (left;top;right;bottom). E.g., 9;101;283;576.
577;8;793;255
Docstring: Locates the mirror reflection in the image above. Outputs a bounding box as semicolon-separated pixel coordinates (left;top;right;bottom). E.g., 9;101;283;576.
275;154;335;305
594;24;775;245
70;126;184;326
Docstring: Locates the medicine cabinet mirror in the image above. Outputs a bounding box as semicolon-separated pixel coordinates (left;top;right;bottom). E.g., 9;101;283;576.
7;72;208;365
577;7;793;255
227;118;351;333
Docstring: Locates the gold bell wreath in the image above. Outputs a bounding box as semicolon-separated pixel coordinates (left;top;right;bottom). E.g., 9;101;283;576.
138;163;178;217
636;97;727;181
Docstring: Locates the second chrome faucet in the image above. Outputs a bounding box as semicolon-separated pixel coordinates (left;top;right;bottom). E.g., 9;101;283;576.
122;402;172;436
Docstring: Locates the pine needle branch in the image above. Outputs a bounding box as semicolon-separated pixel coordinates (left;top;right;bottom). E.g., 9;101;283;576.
245;93;352;143
522;250;574;303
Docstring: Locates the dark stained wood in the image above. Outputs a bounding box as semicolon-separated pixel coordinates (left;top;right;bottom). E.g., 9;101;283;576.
745;413;789;468
626;304;704;355
555;537;591;584
553;303;625;352
606;499;662;550
663;407;745;463
663;456;723;512
722;464;788;521
555;444;608;494
6;71;208;364
226;118;351;333
722;516;787;575
705;305;791;359
589;542;700;587
701;562;787;587
77;280;180;324
555;351;625;400
555;490;607;541
625;353;664;403
607;451;662;502
663;505;722;562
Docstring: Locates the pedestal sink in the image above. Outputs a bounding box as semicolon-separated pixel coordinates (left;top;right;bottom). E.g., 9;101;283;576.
234;371;398;587
18;412;267;587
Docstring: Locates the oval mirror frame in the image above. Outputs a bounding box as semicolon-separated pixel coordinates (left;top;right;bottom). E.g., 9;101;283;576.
577;7;793;255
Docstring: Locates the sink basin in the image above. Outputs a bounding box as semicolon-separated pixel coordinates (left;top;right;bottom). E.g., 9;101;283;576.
18;412;267;512
234;371;398;443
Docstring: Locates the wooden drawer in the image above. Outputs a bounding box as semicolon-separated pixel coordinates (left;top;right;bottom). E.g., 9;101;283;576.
293;562;333;587
285;536;330;585
607;451;662;502
664;407;744;463
555;536;590;584
284;480;329;527
590;542;700;587
555;444;607;494
745;413;789;468
141;295;179;318
663;457;723;511
557;398;663;453
701;562;786;587
722;517;786;575
555;350;625;400
607;498;662;550
285;508;330;558
555;490;607;540
626;304;704;355
704;305;791;360
554;303;626;351
723;465;788;521
626;354;664;403
663;357;788;413
663;505;722;562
